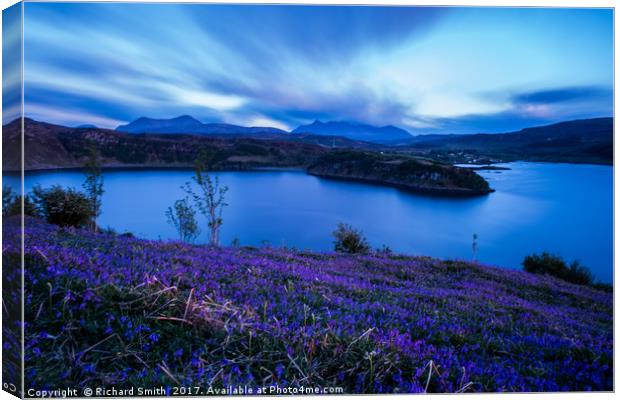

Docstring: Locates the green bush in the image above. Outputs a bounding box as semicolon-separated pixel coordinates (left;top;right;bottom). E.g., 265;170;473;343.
3;186;38;217
522;252;594;286
3;186;12;215
31;185;92;228
332;222;370;254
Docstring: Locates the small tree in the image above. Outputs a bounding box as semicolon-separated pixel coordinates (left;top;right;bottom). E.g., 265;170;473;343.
472;233;478;261
184;161;228;247
31;185;91;228
166;198;200;243
332;222;370;254
83;144;104;232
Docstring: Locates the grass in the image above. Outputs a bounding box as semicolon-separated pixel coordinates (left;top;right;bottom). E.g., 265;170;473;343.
2;217;613;393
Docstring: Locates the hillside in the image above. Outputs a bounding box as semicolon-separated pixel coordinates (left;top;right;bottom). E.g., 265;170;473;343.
5;217;612;392
5;116;612;170
2;118;328;171
402;117;613;165
308;151;493;195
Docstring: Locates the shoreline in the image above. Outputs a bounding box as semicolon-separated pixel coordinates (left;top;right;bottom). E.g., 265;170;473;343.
307;171;495;197
6;158;613;175
6;163;493;198
3;164;309;174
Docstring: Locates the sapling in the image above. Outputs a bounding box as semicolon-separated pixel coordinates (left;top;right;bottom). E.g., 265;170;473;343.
184;160;228;246
472;233;478;261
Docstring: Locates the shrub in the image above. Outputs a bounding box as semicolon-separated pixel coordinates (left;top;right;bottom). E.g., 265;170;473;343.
3;186;12;215
332;222;370;254
522;252;594;286
31;185;92;228
566;260;595;286
3;186;38;217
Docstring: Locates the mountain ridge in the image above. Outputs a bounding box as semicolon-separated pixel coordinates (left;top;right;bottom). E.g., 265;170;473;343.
292;120;413;143
399;117;612;164
116;115;288;135
4;116;613;168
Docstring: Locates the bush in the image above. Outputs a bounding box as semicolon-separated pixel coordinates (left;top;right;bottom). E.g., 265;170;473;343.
31;185;92;228
3;186;38;217
3;186;12;215
522;252;594;286
332;222;370;254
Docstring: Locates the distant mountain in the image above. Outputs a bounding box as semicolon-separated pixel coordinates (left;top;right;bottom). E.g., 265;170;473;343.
292;120;412;143
116;115;288;136
5;116;611;170
75;124;98;129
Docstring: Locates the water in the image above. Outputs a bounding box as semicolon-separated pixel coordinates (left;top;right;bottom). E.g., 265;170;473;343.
4;162;613;282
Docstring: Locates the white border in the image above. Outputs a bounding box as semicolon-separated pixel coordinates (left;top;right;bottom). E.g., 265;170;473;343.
0;1;616;400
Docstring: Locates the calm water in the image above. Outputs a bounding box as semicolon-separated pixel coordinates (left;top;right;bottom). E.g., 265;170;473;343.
4;162;614;282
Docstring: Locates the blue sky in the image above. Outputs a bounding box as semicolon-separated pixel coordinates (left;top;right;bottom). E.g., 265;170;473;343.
13;4;614;134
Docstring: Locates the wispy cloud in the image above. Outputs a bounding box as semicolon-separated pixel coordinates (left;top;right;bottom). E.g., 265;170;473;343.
3;3;22;125
19;4;613;134
25;104;126;128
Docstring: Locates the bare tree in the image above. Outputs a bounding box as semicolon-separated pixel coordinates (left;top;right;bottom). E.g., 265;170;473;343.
83;144;104;232
183;163;228;246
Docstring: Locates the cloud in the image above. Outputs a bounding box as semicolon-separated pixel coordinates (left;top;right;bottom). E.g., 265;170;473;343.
512;86;612;105
25;104;126;129
3;3;22;125
18;4;613;134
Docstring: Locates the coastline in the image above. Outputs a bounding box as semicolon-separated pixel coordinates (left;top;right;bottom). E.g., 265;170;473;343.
306;171;495;197
3;163;309;174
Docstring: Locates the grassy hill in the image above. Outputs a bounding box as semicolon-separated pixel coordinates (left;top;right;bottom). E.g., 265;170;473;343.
402;117;613;165
4;217;612;393
2;119;329;172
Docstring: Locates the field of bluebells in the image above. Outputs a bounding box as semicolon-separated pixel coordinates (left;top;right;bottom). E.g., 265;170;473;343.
5;217;613;393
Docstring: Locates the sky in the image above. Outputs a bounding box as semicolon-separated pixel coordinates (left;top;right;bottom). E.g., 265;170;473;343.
4;3;614;134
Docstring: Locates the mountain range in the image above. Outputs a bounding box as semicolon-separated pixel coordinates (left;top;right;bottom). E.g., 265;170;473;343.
115;116;412;143
3;115;613;169
291;120;412;143
111;115;612;164
116;115;288;135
